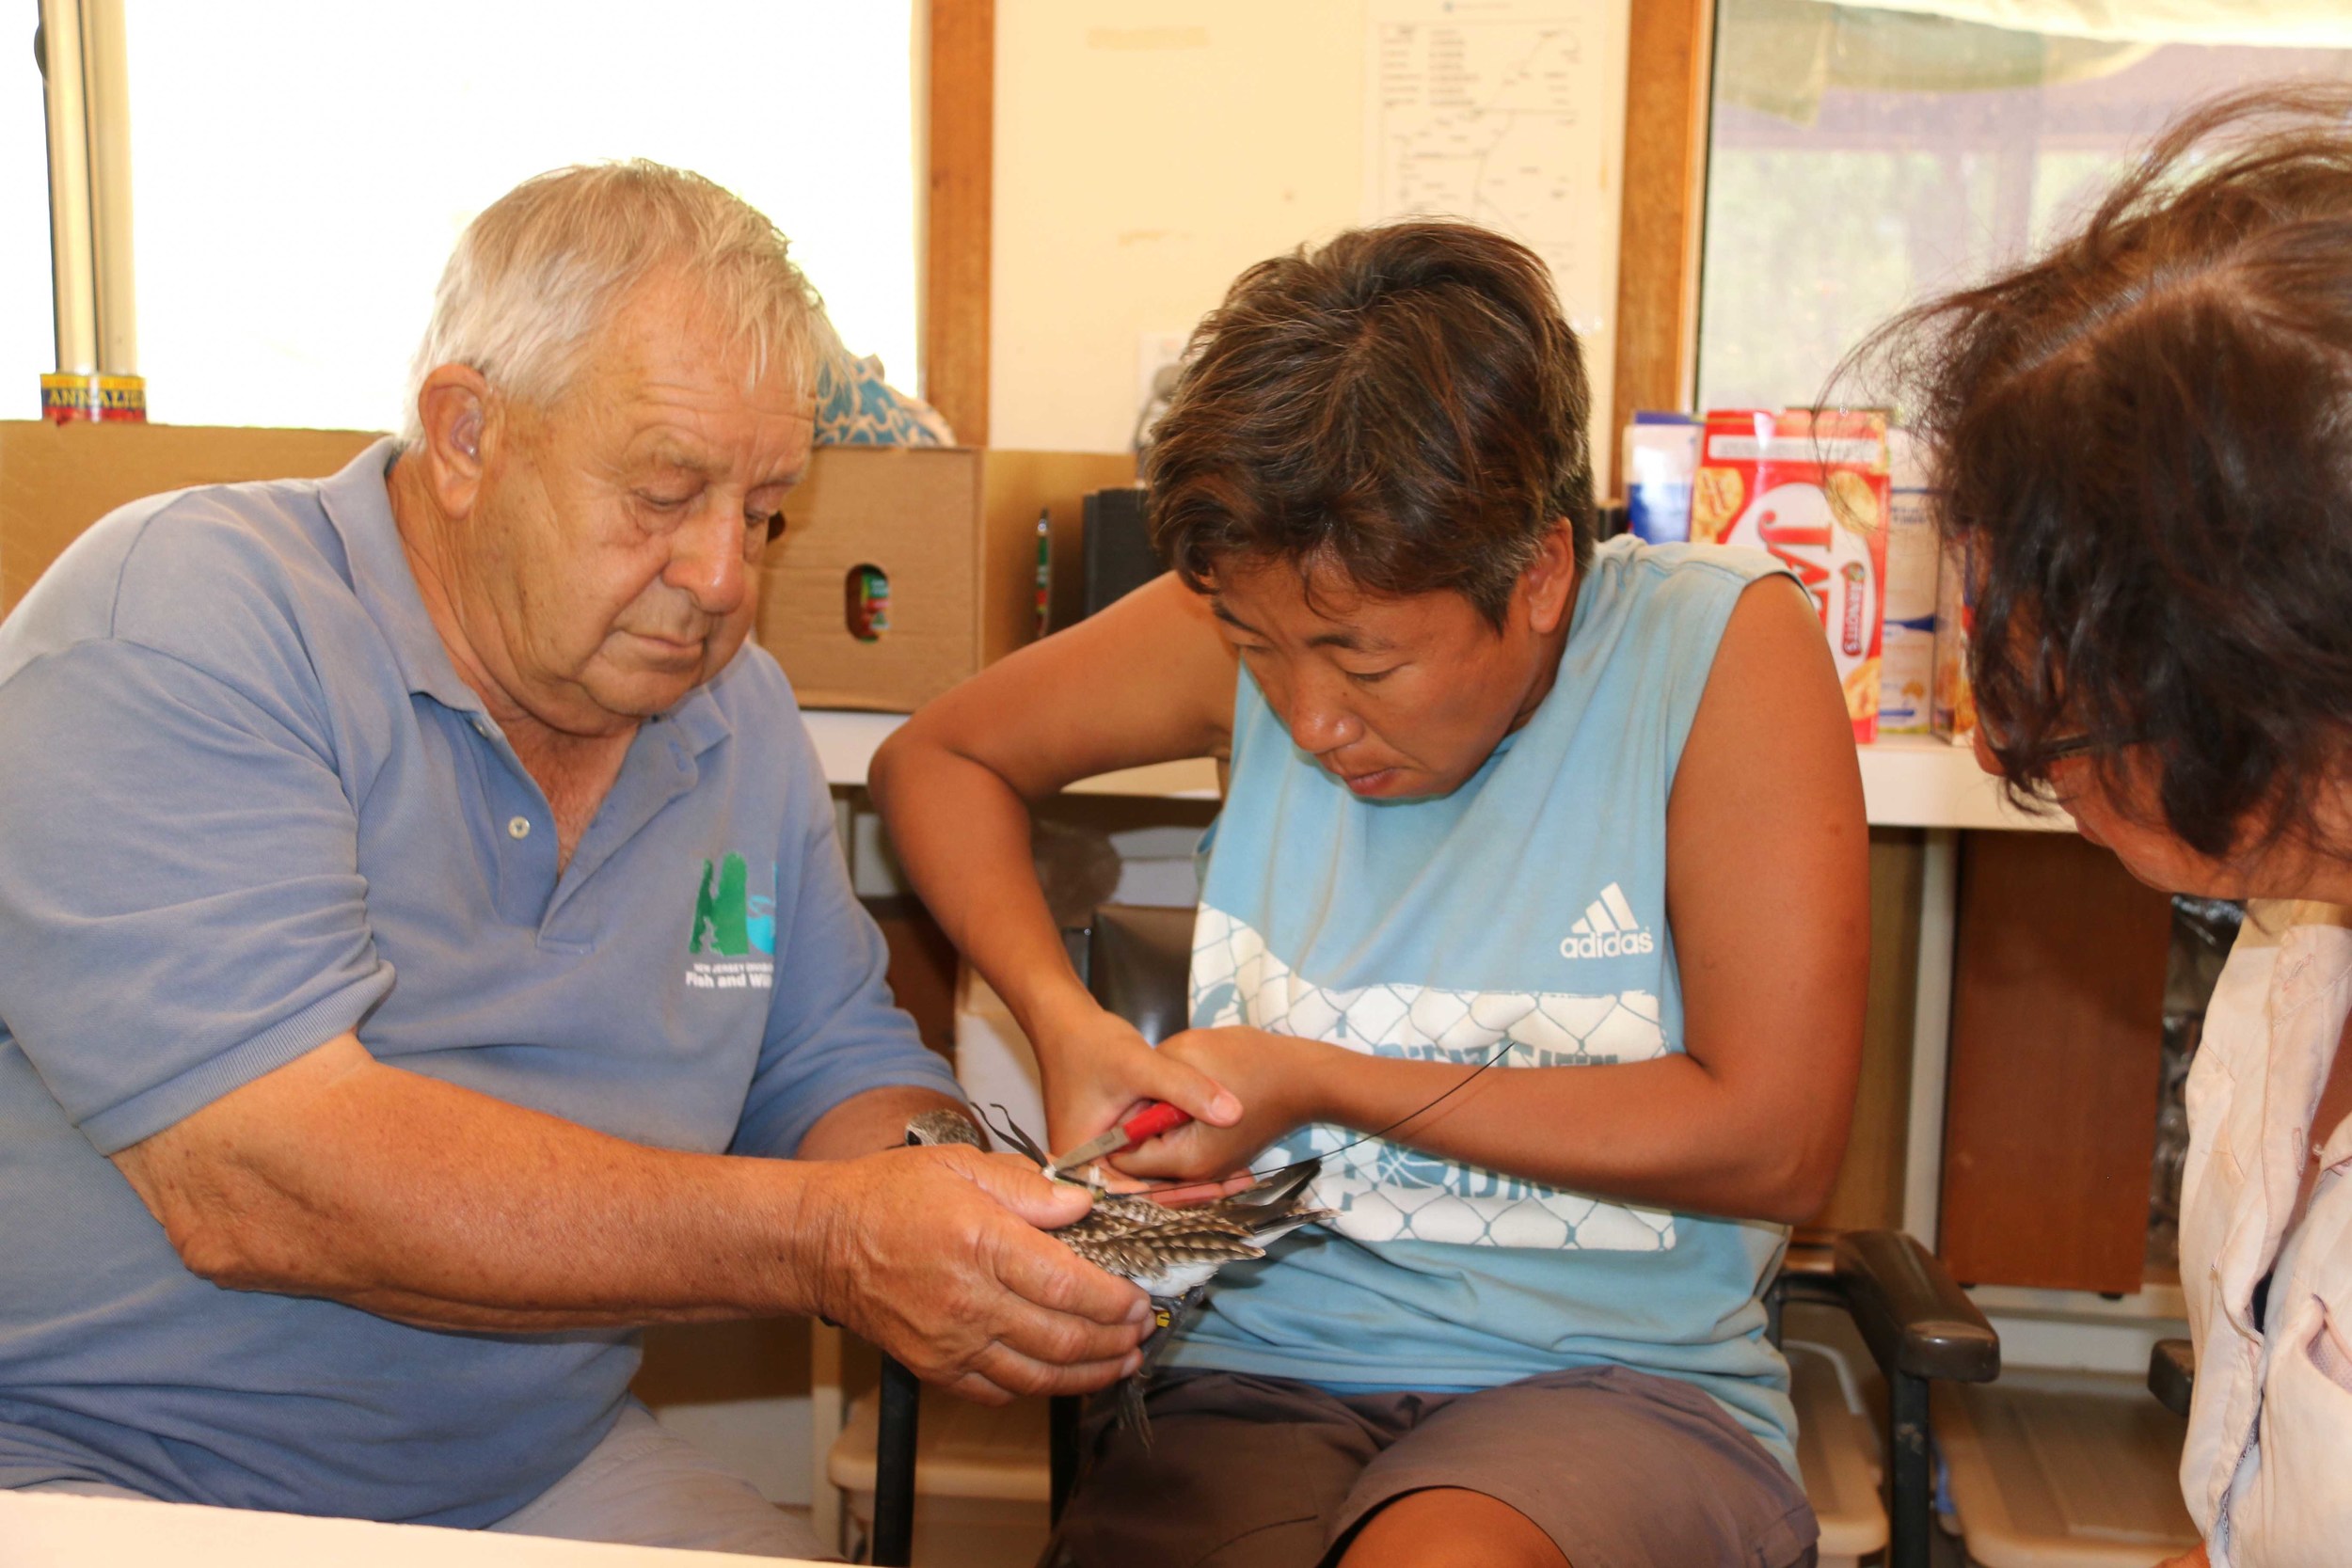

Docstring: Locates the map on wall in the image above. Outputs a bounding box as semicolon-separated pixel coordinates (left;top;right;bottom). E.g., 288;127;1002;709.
1363;0;1629;443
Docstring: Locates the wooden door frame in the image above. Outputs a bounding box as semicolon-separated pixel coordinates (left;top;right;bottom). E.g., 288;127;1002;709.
1608;0;1716;495
923;0;993;447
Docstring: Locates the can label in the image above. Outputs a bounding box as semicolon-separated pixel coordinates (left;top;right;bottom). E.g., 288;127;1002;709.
40;373;148;425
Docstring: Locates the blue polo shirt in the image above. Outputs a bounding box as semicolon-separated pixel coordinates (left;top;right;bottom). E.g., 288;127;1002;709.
0;439;959;1523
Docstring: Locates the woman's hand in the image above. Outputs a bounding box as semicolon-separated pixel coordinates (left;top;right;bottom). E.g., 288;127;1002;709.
1033;1002;1244;1170
1110;1027;1332;1182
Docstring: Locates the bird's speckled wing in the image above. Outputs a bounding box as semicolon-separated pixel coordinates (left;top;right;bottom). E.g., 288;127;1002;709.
1060;1164;1333;1284
1059;1201;1268;1278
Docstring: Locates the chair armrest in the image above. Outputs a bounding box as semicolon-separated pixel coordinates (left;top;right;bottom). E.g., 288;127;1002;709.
2149;1338;2195;1418
1831;1229;1999;1385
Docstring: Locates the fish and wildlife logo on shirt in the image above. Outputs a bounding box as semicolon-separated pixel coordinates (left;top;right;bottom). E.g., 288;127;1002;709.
1559;882;1656;960
685;852;776;992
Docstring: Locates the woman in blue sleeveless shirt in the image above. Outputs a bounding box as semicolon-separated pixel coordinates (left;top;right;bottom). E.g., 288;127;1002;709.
875;222;1867;1568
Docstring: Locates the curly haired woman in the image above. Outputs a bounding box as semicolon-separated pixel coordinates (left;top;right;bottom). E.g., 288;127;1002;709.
1873;85;2352;1568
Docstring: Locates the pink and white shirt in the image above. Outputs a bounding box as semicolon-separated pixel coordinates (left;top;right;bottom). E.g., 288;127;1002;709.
2180;900;2352;1566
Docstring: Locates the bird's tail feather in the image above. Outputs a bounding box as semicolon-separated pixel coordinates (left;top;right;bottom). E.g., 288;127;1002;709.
1229;1157;1322;1212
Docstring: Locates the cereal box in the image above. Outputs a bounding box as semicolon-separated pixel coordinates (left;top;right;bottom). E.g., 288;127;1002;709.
1879;430;1940;736
1932;535;1976;746
1694;409;1890;742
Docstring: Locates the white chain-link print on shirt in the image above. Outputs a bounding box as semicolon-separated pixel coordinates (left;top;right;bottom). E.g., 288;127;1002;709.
1191;907;1678;1251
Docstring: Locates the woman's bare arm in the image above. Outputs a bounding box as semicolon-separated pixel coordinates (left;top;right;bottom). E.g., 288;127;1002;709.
870;575;1248;1150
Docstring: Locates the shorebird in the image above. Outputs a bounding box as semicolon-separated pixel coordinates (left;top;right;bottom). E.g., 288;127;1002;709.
905;1108;1330;1440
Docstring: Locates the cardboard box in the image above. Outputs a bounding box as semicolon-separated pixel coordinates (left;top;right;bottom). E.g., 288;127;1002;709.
2;420;376;614
4;426;1136;717
1693;409;1890;743
755;448;1136;712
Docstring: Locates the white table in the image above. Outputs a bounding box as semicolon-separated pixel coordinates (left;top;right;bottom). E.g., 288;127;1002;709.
802;712;2057;827
0;1489;830;1567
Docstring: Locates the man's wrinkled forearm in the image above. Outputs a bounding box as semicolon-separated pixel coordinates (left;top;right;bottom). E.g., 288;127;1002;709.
112;1033;840;1331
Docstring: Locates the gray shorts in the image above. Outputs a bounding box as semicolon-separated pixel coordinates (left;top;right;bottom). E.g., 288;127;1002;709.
1041;1366;1819;1568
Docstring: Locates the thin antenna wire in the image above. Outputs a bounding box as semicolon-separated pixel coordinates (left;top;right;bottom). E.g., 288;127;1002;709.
1230;1032;1525;1186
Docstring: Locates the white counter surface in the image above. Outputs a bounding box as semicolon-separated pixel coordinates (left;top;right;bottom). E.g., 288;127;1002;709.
802;711;2064;832
0;1489;828;1567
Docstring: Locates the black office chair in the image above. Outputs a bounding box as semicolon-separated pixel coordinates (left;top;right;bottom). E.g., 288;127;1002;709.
868;1350;923;1566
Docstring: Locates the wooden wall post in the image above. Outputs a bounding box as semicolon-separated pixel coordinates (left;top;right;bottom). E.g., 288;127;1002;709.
1608;0;1715;496
924;0;993;447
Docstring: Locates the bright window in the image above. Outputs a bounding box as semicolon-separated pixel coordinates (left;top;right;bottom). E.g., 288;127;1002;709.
1695;3;2352;411
119;1;919;432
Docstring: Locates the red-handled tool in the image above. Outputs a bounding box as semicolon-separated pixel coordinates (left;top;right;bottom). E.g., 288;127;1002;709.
1043;1101;1194;1179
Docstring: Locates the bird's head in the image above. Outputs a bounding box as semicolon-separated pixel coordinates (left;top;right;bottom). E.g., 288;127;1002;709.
903;1108;989;1149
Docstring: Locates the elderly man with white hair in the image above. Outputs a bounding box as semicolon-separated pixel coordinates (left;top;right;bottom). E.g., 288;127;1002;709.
0;163;1151;1556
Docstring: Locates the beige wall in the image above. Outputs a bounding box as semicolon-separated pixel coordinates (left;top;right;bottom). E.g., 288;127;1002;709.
990;2;1629;457
991;5;1369;453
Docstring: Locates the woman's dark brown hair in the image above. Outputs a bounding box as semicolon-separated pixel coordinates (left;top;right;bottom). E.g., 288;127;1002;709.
1863;83;2352;856
1145;221;1595;627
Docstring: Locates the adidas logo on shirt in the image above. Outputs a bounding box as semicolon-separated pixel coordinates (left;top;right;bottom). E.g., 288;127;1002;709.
1559;882;1656;959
